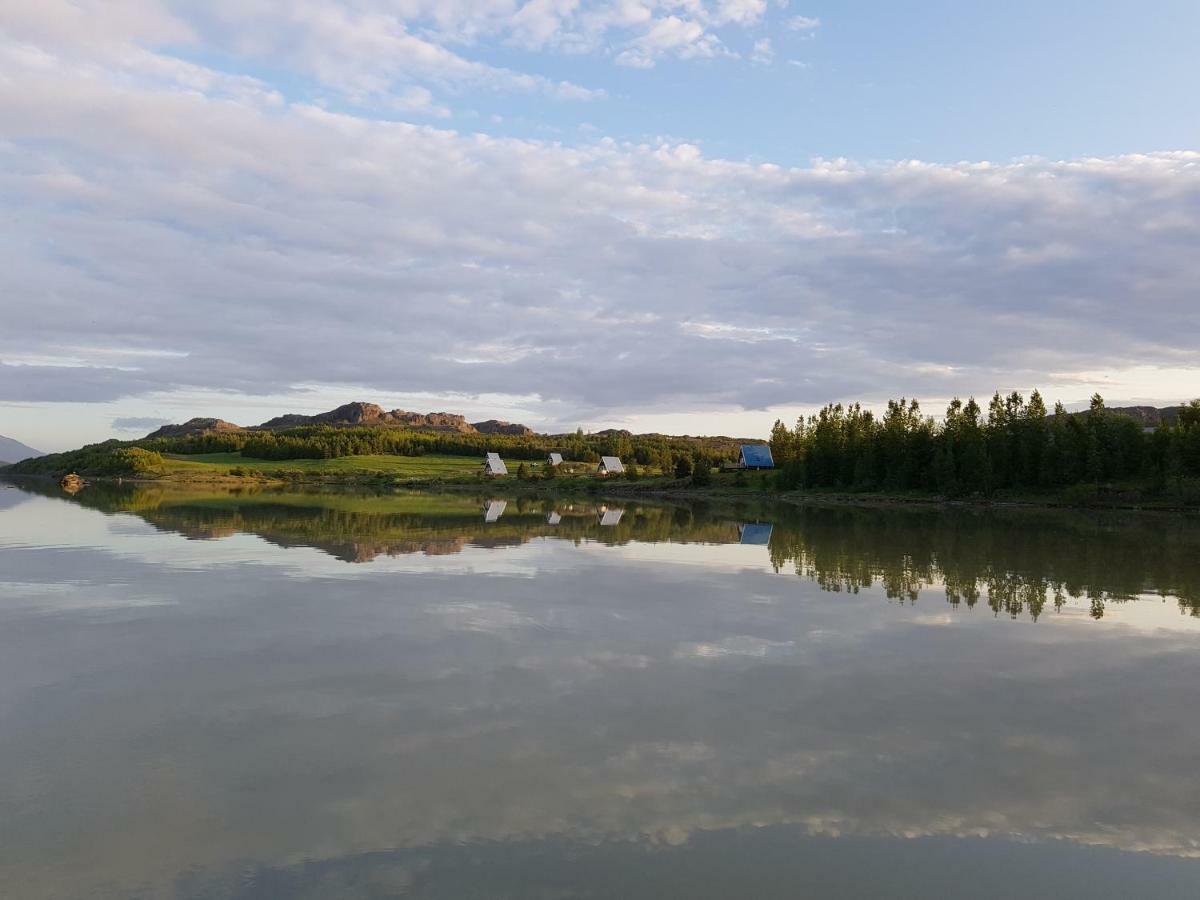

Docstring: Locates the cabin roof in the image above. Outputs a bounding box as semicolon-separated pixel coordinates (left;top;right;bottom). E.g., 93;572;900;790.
599;455;624;472
548;452;564;464
739;444;775;468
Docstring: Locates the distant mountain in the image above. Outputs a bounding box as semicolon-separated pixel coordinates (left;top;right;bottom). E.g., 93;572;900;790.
144;418;244;440
471;419;535;436
1104;406;1183;428
141;402;535;439
0;434;45;464
254;402;478;433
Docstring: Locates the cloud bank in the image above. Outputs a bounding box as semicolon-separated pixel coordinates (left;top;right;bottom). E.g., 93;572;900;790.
0;3;1197;434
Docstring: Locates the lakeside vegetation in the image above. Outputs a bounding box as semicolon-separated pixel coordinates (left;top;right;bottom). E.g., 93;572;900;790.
770;393;1200;504
6;391;1199;508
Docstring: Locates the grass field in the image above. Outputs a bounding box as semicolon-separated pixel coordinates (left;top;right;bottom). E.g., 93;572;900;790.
160;453;661;483
163;452;490;480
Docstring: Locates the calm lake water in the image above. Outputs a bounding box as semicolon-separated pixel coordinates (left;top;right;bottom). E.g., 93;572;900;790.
2;480;1200;899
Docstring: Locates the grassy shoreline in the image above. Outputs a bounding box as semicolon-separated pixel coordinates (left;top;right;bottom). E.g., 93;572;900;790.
5;462;1198;514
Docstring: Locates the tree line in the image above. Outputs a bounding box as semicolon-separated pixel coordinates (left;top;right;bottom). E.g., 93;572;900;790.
141;424;738;471
769;392;1200;497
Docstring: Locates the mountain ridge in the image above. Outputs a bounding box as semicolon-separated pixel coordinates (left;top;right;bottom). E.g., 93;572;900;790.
0;434;46;464
142;402;536;440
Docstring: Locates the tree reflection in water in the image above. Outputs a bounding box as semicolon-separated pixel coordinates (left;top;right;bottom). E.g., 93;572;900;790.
29;480;1200;621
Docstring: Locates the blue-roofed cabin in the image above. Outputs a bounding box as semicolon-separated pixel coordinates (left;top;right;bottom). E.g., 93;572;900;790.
739;444;774;469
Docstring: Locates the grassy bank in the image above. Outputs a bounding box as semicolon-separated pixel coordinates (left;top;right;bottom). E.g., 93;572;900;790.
7;447;1199;512
160;451;485;480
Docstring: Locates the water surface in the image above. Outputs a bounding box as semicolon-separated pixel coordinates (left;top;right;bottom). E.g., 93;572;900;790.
2;481;1199;898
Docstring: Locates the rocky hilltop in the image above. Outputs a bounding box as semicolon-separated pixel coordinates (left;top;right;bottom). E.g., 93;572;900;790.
141;402;534;439
255;402;478;433
144;418;243;440
471;419;535;436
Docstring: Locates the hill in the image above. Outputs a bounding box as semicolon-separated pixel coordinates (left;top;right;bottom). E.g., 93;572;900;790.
140;402;537;439
1104;406;1183;428
0;434;45;464
144;418;243;440
254;402;488;433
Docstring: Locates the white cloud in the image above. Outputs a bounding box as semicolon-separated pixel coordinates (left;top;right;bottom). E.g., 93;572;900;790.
1;6;1198;442
786;15;821;31
751;37;774;65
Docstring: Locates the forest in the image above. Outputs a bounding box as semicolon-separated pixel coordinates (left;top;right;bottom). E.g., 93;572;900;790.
769;392;1200;498
136;423;738;471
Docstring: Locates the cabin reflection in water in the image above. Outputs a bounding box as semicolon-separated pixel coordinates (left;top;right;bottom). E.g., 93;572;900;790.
482;499;507;523
739;522;774;545
598;507;624;527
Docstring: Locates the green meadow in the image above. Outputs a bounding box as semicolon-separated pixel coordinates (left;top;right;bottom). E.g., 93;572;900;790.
162;452;488;480
158;452;618;483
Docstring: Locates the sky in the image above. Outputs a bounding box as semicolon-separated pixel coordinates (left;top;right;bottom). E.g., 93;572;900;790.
1;0;1199;451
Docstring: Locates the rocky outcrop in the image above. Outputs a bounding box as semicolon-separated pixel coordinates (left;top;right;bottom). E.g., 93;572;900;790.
388;411;476;432
144;418;243;440
257;402;387;430
472;419;535;436
253;402;522;434
145;402;534;436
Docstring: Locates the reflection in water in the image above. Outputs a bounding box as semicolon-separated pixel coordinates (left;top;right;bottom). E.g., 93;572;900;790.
483;498;508;522
18;480;1200;621
2;482;1200;899
739;522;773;545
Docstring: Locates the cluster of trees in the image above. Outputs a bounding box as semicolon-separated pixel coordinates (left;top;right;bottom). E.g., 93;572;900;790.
770;393;1200;496
142;424;738;471
6;442;165;477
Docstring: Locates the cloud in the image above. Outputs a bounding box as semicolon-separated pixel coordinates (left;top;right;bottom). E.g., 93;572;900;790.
1;12;1199;429
786;15;821;32
112;417;171;432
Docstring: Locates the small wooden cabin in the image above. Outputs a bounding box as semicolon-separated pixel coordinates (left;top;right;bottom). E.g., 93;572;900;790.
482;452;508;477
596;456;624;476
738;444;775;470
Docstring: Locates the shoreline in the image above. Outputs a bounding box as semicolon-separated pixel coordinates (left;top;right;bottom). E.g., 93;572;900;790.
5;470;1198;515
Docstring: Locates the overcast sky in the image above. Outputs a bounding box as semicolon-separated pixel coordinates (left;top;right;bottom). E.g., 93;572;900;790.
2;0;1199;451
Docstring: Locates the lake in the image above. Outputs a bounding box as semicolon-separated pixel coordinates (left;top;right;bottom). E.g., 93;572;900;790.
2;480;1200;899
